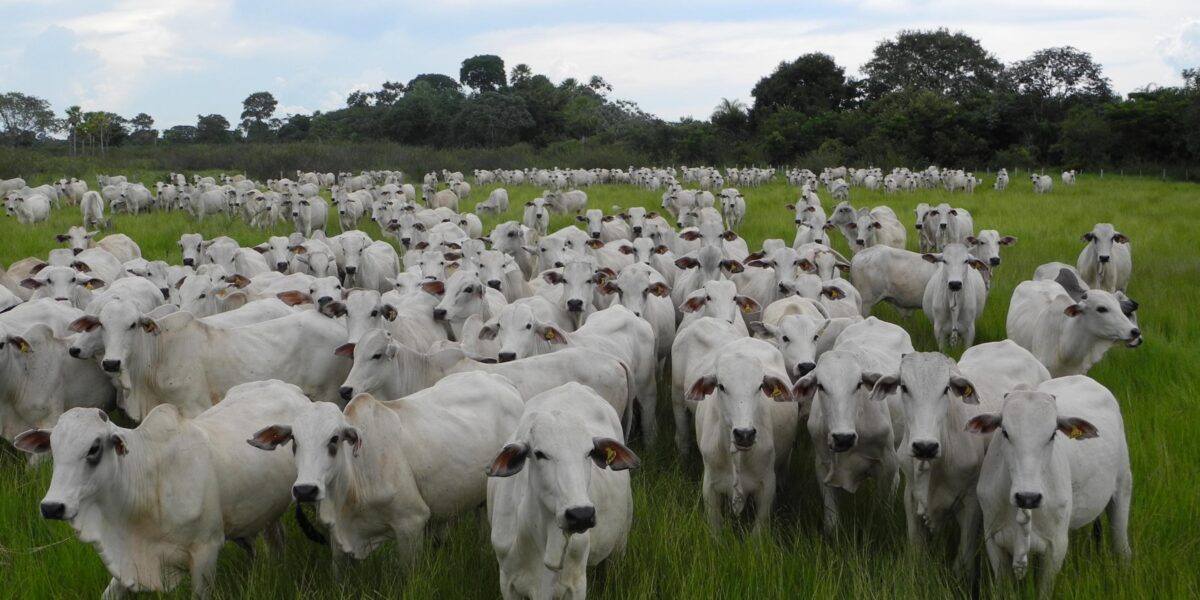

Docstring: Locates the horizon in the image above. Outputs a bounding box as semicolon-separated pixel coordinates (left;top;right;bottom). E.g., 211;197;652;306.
1;0;1196;129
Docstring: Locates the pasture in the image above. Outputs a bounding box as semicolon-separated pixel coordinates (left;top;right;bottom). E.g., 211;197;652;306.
1;171;1198;599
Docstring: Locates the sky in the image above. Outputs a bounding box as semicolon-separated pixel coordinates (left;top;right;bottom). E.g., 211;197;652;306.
1;0;1197;129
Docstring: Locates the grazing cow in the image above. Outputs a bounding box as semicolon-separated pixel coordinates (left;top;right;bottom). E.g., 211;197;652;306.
882;342;1050;571
486;383;639;600
430;188;459;211
1006;276;1141;377
793;317;912;533
6;192;51;224
80;191;106;229
1031;174;1052;193
850;245;939;317
1076;223;1131;292
970;377;1131;596
966;230;1017;268
476;188;510;214
922;243;989;351
15;380;308;599
250;373;523;564
544;189;588;214
688;337;798;534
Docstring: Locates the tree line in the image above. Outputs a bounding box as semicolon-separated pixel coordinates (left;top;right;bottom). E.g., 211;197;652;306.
1;28;1197;172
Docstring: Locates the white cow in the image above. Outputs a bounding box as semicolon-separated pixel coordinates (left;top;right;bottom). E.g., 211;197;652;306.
544;189;588;214
793;317;912;533
476;188;509;214
966;230;1017;268
249;372;523;564
850;245;939;317
80;191;106;228
969;377;1131;596
1076;223;1131;292
921;243;989;351
6;192;51;223
15;380;308;599
1031;174;1052;193
486;383;639;600
343;238;401;293
848;206;906;252
292;196;329;237
928;204;974;251
578;209;632;243
1005;279;1142;377
719;188;746;231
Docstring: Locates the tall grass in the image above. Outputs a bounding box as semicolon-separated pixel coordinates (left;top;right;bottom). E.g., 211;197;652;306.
1;172;1197;599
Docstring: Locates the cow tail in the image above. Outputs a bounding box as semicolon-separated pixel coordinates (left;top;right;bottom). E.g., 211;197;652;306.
294;503;328;545
618;359;637;441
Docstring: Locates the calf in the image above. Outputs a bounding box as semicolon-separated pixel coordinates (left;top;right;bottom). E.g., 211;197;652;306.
1076;223;1131;292
487;383;638;600
250;373;523;564
921;243;989;351
15;381;307;599
966;230;1016;268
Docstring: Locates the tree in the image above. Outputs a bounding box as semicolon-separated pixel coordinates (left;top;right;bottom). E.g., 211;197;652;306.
1007;47;1113;102
406;74;462;95
374;81;406;106
129;112;157;144
862;29;1003;100
1181;67;1199;90
163;125;197;144
510;64;534;87
0;92;56;146
77;111;127;153
195;114;232;143
64;105;83;155
750;53;856;120
346;90;373;108
711;98;749;136
588;75;613;97
460;55;507;93
453;92;533;145
1056;105;1114;169
240;92;278;141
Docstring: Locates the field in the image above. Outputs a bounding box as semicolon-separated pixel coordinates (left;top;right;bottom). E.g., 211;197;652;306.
2;171;1198;599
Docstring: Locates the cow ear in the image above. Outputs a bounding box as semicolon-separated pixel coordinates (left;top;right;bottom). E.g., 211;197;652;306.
968;259;989;273
55;233;70;242
748;321;776;339
591;437;640;471
784;204;795;211
1113;233;1128;244
949;376;978;404
593;267;616;285
617;244;635;255
867;373;900;401
1081;232;1095;242
20;278;43;290
276;290;311;306
761;376;793;402
679;295;706;313
341;427;363;457
674;257;699;270
252;244;269;254
646;211;658;219
138;317;159;334
721;230;738;241
602;215;614;222
524;200;535;207
477;324;498;340
1056;417;1099;440
13;429;51;454
734;295;760;314
796;258;817;273
247;425;293;450
381;304;398;321
71;261;93;273
654;245;670;255
835;262;850;274
648;282;671;297
965;236;979;245
487;442;529;477
792;374;818;407
445;262;461;275
334;342;356;358
69;316;101;333
541;271;564;285
575;215;587;223
678;230;701;241
686;375;718;402
537;324;567;344
421;281;445;296
999;236;1017;246
599;281;619;295
721;260;744;274
319;301;347;318
966;414;1002;434
921;253;941;264
82;277;105;290
1064;304;1084;317
110;433;128;456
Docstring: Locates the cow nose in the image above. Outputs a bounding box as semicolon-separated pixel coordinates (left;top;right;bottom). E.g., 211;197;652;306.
553;262;564;269
632;226;642;235
563;506;596;533
911;440;940;460
830;432;857;453
183;258;195;267
1014;492;1043;509
796;362;816;376
72;248;82;255
1099;255;1110;263
432;308;447;321
939;223;947;229
293;484;320;502
101;359;121;372
915;224;922;230
40;502;66;520
591;232;600;239
989;257;1001;266
487;280;502;290
69;347;82;358
276;262;288;271
498;352;516;363
317;296;332;306
856;239;865;246
732;427;757;448
566;299;584;312
345;266;357;274
160;288;170;300
400;238;410;246
948;280;963;291
778;283;789;294
339;386;354;401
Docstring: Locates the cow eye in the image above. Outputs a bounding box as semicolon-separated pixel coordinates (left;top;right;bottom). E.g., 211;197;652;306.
1001;428;1010;440
533;450;548;460
781;336;790;343
525;323;532;330
1049;431;1057;442
1097;306;1108;313
199;293;206;299
464;286;473;294
86;440;102;465
943;386;951;395
329;435;339;446
370;310;379;317
900;384;909;394
371;353;382;360
129;323;137;330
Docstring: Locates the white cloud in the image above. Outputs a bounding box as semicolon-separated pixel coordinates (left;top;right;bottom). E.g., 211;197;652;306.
1157;19;1200;70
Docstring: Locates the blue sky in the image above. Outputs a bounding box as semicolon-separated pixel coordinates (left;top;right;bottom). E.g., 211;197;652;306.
1;0;1196;129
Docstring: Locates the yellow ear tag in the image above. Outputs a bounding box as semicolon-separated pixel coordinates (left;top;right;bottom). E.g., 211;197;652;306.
216;288;228;298
85;281;96;290
16;340;31;353
770;386;782;398
742;304;753;313
544;330;556;340
1068;427;1083;439
604;447;616;465
963;385;973;397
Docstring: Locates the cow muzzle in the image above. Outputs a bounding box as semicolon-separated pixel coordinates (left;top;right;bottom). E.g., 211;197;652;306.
830;432;857;453
566;299;584;312
948;280;963;291
1099;255;1110;263
293;484;321;502
183;258;195;267
487;279;502;290
72;248;82;256
563;506;596;534
101;359;121;373
1014;492;1043;509
432;308;447;321
990;257;1001;266
911;440;940;460
732;427;757;450
40;501;67;520
498;352;516;363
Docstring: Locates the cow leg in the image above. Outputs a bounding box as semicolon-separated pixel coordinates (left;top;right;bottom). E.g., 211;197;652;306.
819;482;841;535
639;374;658;445
750;474;776;537
101;578;131;600
1109;478;1133;559
672;393;692;456
1038;537;1068;599
189;542;221;600
984;539;1011;585
954;499;983;574
701;473;724;535
903;488;927;548
265;520;286;558
391;513;430;569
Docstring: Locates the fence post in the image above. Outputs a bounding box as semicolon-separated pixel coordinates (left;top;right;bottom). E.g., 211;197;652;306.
1100;169;1104;179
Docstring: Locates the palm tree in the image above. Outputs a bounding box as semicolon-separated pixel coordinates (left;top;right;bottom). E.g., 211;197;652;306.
712;98;747;120
65;105;82;155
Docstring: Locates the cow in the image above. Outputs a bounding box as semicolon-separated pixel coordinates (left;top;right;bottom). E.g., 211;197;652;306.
476;188;509;214
793;317;912;533
80;191;106;229
523;198;550;237
928;204;974;251
1076;223;1131;292
486;383;639;600
14;380;309;599
850;245;939;317
849;206;906;252
921;243;989;351
204;236;271;279
600;263;674;369
292;196;329;237
719;188;746;231
6;192;51;224
544;189;588;214
1031;174;1053;193
969;377;1131;596
342;238;401;293
577;209;632;243
1005;275;1141;377
966;230;1017;268
249;373;523;565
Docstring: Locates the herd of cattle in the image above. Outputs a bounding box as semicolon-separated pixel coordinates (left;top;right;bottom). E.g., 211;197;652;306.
1;165;1136;598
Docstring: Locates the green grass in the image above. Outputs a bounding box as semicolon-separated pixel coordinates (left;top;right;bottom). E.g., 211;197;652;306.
2;171;1198;599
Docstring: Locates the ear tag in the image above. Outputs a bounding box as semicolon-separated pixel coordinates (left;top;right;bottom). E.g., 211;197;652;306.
604;447;616;465
770;385;783;398
544;329;556;340
742;303;753;313
16;339;31;353
216;288;228;298
963;385;973;397
1068;426;1083;439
